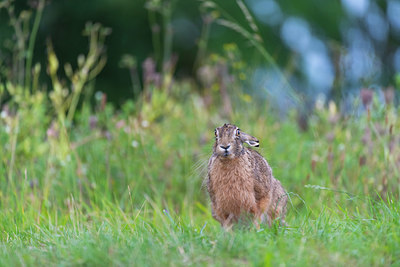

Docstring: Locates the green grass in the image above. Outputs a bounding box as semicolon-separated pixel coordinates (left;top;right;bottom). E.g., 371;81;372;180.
1;85;400;266
0;196;399;266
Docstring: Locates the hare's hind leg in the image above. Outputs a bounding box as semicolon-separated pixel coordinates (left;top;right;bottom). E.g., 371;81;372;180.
256;197;272;227
269;196;287;226
248;206;261;229
276;198;288;226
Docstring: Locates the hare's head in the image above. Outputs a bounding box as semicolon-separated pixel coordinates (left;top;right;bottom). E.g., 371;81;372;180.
213;123;259;159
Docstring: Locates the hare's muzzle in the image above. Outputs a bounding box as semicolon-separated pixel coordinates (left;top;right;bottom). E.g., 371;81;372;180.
219;145;231;156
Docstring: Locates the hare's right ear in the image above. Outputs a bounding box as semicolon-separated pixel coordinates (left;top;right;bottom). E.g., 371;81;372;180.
240;131;259;147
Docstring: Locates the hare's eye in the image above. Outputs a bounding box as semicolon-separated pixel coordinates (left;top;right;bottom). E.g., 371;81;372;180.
236;129;240;136
214;129;217;137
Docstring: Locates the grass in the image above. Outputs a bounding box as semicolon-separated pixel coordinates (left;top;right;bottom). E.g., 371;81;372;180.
1;85;400;266
0;192;399;266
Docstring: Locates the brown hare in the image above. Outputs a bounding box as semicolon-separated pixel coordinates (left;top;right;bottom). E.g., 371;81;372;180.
206;123;287;229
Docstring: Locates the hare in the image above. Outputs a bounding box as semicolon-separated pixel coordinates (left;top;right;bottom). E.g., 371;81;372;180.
206;123;287;229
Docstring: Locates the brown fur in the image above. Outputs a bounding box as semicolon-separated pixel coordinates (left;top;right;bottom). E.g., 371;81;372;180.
207;123;287;229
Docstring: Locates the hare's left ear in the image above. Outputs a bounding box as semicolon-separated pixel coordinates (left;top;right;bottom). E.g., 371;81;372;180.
239;131;259;147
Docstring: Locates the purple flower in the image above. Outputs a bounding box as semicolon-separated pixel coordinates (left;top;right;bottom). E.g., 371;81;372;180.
360;88;373;107
89;115;98;129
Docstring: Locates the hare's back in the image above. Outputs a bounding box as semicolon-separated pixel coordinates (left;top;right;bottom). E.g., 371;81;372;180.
245;148;273;178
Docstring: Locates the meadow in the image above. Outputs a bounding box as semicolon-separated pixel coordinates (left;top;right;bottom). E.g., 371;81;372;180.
1;1;400;266
1;80;400;266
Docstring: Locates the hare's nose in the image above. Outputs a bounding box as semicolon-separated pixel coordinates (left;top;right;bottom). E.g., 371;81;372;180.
220;145;231;150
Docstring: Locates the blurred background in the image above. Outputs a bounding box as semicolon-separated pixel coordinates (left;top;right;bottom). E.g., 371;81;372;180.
1;0;399;107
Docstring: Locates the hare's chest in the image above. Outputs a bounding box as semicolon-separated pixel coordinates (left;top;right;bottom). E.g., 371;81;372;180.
209;161;255;214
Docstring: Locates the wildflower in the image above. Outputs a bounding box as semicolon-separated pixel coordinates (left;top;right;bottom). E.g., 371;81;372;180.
359;156;366;166
104;131;112;140
116;120;125;129
95;91;103;102
29;179;38;189
384;87;395;105
297;112;309;132
46;122;59;138
315;94;326;111
328;101;337;116
361;127;371;145
1;105;9;119
131;140;139;148
0;110;7;119
325;132;335;142
360;88;373;107
203;14;214;24
197;65;216;88
89;115;98;129
141;120;149;128
142;57;159;86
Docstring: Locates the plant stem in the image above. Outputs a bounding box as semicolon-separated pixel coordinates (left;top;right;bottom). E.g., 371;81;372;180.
148;10;161;70
162;1;173;75
193;15;211;72
25;0;45;91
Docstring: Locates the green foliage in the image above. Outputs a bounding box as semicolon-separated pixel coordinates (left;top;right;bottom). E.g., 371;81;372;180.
1;81;400;264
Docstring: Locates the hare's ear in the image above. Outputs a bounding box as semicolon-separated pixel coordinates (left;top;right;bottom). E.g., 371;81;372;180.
240;131;259;147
